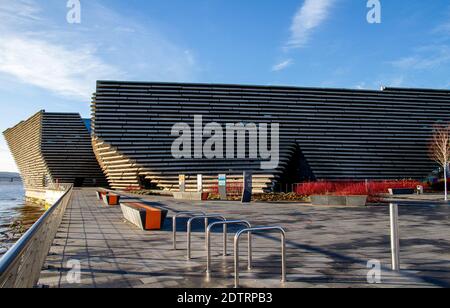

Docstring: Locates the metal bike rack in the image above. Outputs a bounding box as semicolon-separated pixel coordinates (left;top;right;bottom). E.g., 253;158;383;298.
173;211;206;250
206;220;253;274
187;215;226;260
234;226;287;288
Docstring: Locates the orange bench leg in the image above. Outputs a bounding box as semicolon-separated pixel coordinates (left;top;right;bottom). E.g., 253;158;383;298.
109;195;118;206
145;209;162;230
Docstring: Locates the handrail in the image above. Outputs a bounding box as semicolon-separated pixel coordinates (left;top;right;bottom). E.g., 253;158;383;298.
172;211;206;250
187;215;226;260
234;226;287;288
0;185;73;288
206;220;252;274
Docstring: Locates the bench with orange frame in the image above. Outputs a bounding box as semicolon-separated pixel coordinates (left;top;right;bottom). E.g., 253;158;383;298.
102;193;121;206
120;202;168;231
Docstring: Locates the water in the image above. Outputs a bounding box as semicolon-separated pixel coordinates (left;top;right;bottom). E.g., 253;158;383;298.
0;182;45;257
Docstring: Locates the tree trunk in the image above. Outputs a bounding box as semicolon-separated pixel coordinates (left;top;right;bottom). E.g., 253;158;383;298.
445;163;448;202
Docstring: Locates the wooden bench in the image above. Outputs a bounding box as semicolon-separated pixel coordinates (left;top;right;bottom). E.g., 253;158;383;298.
120;202;168;231
102;193;121;206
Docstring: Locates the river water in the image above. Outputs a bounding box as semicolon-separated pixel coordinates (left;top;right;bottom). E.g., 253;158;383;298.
0;181;45;257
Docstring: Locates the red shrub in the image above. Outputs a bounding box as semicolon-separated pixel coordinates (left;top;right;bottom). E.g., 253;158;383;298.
294;180;424;200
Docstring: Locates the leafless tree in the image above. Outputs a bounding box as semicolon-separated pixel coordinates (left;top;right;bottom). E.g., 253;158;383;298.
429;124;450;201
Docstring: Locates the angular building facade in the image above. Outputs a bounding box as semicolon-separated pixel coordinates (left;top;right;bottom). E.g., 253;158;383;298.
3;111;107;191
92;81;450;192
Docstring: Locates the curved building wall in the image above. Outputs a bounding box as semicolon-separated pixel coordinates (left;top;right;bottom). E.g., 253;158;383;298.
3;112;49;190
92;81;450;192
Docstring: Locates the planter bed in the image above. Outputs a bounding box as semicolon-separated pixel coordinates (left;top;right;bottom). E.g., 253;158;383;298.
173;192;210;201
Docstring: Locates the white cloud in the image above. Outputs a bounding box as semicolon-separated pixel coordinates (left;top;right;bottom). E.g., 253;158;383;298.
434;23;450;34
272;59;293;72
86;2;198;83
0;36;122;99
0;0;198;101
391;45;450;70
286;0;336;50
0;0;42;25
0;0;123;100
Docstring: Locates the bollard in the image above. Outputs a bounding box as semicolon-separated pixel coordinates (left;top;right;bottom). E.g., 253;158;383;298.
234;226;286;288
241;171;252;203
390;203;400;271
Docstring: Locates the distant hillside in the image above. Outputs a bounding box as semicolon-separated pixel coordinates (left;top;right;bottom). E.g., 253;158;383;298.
0;172;20;178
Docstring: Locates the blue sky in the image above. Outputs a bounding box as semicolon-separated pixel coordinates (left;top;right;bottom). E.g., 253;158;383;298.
1;0;450;172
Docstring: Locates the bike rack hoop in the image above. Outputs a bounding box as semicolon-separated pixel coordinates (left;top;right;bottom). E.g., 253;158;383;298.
186;215;227;260
234;226;287;288
173;211;207;250
206;220;253;274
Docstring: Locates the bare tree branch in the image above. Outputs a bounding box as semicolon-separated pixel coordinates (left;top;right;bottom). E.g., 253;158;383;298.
429;123;450;169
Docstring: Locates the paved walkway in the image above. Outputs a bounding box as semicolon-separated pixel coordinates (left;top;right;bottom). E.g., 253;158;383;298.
39;188;450;288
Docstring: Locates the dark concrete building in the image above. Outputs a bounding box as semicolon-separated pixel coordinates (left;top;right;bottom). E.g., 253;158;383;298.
91;81;450;192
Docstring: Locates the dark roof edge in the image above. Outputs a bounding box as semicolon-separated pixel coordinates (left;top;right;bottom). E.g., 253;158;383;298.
96;80;450;94
382;87;450;93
